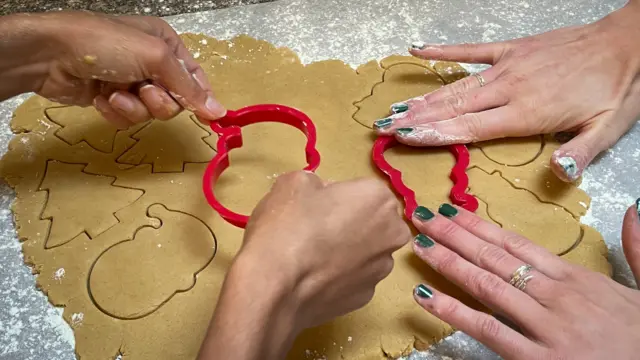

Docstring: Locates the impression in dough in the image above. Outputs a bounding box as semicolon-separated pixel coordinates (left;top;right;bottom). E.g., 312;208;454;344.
0;34;610;360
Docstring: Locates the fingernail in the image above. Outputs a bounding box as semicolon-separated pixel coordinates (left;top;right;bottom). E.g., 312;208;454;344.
414;234;435;248
556;156;579;181
373;117;393;129
636;198;640;220
415;284;434;299
396;127;414;136
411;41;427;50
438;204;458;218
413;206;435;221
391;102;409;114
205;96;226;119
109;92;134;113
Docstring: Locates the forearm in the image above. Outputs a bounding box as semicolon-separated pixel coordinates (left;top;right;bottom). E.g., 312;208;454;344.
198;254;301;360
0;13;56;100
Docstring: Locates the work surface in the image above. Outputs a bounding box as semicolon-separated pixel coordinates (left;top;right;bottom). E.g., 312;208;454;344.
0;0;636;359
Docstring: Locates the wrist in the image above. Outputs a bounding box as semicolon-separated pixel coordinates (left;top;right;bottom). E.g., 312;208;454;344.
198;251;302;360
0;13;62;97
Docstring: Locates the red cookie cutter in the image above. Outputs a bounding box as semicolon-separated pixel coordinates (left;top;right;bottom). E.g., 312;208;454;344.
202;104;321;228
372;136;478;220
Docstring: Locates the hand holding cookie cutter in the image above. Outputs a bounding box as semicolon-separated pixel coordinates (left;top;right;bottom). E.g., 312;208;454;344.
202;104;321;228
372;136;478;220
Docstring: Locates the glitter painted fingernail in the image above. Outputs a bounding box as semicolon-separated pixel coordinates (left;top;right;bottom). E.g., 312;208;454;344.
411;41;427;50
636;198;640;221
556;156;579;181
391;103;409;114
415;284;434;299
438;204;458;218
396;128;414;136
413;206;435;221
414;234;435;248
374;117;394;129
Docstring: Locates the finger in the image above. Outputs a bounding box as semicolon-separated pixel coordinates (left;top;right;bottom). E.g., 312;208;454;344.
418;205;573;280
622;200;640;284
412;284;544;358
411;232;548;326
93;95;132;129
270;170;324;194
141;39;226;120
375;81;507;134
384;67;501;120
411;209;555;307
139;84;182;120
409;41;509;65
108;91;153;124
394;106;524;146
551;86;640;182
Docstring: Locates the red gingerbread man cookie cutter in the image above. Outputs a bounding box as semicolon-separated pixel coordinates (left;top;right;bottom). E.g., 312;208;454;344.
202;104;321;228
372;136;479;219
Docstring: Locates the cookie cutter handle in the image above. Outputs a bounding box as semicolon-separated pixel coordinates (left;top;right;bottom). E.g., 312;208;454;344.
202;105;321;229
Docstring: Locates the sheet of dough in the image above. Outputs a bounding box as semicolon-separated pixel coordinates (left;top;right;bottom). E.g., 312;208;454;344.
0;34;610;360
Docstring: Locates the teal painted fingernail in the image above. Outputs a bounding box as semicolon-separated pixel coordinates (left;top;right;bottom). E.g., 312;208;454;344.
414;234;435;248
438;204;458;218
415;284;434;299
411;41;427;50
391;103;409;113
413;206;435;221
556;156;579;181
396;128;414;136
374;117;393;129
636;198;640;220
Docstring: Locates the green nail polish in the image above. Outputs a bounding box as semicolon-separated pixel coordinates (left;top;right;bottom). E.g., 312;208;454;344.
556;156;578;181
391;103;409;113
413;206;435;221
414;234;435;248
438;204;458;218
373;117;393;129
411;41;427;50
636;198;640;220
396;128;414;136
415;284;434;299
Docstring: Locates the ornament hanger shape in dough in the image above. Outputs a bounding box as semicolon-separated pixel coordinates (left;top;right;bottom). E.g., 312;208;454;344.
202;104;321;228
372;136;479;219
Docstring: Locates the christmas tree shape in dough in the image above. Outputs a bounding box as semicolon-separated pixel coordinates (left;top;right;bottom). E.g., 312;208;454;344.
46;106;121;153
118;112;216;172
39;161;143;248
88;204;217;319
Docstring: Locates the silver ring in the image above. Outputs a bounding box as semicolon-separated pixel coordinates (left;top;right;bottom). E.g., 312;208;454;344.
473;73;486;87
509;264;533;291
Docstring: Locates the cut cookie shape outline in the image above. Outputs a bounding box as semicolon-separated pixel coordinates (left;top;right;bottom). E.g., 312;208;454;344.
373;136;478;219
38;160;144;249
45;106;149;155
473;135;545;167
87;203;218;320
116;114;217;172
202;104;321;228
352;61;448;130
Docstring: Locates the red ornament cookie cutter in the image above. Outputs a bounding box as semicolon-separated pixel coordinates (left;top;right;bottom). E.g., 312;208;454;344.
202;104;321;228
372;136;478;220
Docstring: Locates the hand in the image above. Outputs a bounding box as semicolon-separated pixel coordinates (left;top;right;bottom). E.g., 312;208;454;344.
374;1;640;182
198;172;410;360
408;202;640;359
1;11;225;128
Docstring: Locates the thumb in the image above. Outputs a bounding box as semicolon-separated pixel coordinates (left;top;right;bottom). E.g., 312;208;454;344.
549;125;612;182
622;200;640;284
409;40;509;65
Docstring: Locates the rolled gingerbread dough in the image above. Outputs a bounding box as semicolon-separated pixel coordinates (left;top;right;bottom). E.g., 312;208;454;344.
0;34;611;360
